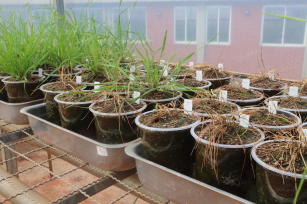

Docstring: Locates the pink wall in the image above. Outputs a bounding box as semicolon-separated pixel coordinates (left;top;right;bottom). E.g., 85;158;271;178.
146;4;305;80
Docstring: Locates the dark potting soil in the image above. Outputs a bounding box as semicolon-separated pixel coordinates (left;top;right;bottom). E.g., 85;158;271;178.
274;97;307;109
6;76;42;83
180;78;210;87
250;77;286;89
218;85;262;100
43;82;80;92
192;98;238;115
256;141;307;174
142;90;178;100
202;68;229;79
91;99;144;113
243;109;296;126
140;110;198;128
58;91;99;102
196;119;261;145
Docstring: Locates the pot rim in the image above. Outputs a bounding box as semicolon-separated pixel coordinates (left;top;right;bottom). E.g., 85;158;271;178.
2;76;45;84
89;99;147;117
250;85;284;92
135;108;201;132
251;139;307;179
240;107;302;129
192;98;241;117
191;120;265;148
40;82;83;94
141;90;182;103
214;89;264;103
204;76;232;82
265;95;307;112
54;91;96;105
177;79;212;89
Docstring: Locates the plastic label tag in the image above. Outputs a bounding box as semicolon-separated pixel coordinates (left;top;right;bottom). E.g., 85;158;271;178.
76;76;82;84
38;68;43;77
184;99;193;113
188;61;194;68
218;63;224;72
303;129;307;141
239;114;250;128
242;79;250;89
160;59;166;65
133;91;141;104
288;86;299;97
219;90;228;102
85;58;89;62
129;74;135;81
96;146;108;156
94;82;100;92
163;66;168;77
268;101;278;114
195;70;203;81
130;65;136;73
268;71;276;80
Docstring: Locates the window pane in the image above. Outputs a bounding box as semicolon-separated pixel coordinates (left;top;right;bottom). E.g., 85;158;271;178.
219;7;230;42
130;8;146;40
207;7;218;43
175;7;185;41
186;8;196;41
284;7;306;44
262;7;284;44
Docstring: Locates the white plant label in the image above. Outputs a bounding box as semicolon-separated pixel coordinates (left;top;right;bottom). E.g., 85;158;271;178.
239;114;250;128
129;74;135;81
268;71;276;80
85;58;89;62
288;86;299;97
268;101;278;115
133;91;141;104
183;99;193;113
188;61;194;68
302;129;307;141
219;90;228;102
242;79;250;89
160;59;166;65
130;65;136;73
218;63;224;72
94;81;100;92
195;70;203;81
76;76;82;84
38;68;43;77
163;66;168;77
96;146;108;156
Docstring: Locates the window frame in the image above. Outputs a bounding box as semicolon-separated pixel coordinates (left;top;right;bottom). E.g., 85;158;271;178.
261;5;307;47
173;7;197;45
205;6;232;45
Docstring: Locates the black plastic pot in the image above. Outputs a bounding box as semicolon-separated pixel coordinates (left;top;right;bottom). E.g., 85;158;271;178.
227;90;264;107
250;86;284;97
205;76;232;89
0;75;8;100
141;91;182;111
54;92;94;132
135;109;200;174
252;140;307;204
89;100;147;144
191;121;265;197
2;77;44;103
178;79;212;98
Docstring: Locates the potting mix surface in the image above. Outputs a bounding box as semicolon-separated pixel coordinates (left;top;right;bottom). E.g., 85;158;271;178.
202;68;229;79
91;99;144;113
140;110;198;128
180;78;210;87
142;90;177;100
218;85;262;100
192;98;238;115
58;91;99;102
274;96;307;109
43;81;80;91
250;77;285;89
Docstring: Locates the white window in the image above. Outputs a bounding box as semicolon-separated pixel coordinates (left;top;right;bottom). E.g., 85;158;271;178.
262;6;307;46
206;7;231;44
174;7;197;43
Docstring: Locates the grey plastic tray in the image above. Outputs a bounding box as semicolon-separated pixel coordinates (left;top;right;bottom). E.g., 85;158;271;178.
125;142;254;204
0;98;43;124
20;103;137;171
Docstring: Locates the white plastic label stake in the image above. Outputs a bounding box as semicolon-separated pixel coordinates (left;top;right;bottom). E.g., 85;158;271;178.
163;66;168;77
85;58;89;62
133;91;141;104
188;61;194;68
129;74;135;81
268;71;276;80
268;101;278;114
302;129;307;141
130;65;136;73
195;70;203;81
218;63;224;72
239;114;250;128
96;146;108;156
160;59;166;65
219;90;228;102
288;86;299;97
242;79;250;89
94;81;100;92
38;68;43;77
183;99;193;113
76;76;82;84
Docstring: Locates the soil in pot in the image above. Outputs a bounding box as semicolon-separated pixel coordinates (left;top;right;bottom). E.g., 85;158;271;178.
193;118;263;197
178;78;211;98
199;67;231;89
217;84;264;106
254;141;307;203
250;76;286;97
90;99;146;144
168;63;193;79
138;109;199;174
40;81;81;123
3;76;43;103
142;90;181;111
55;91;99;133
190;98;239;117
